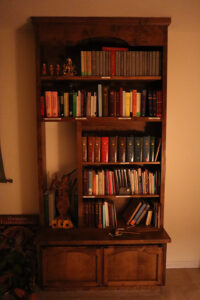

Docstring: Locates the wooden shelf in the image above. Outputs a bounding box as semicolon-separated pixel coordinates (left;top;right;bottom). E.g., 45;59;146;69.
41;116;162;122
82;195;160;199
41;75;162;81
82;162;160;166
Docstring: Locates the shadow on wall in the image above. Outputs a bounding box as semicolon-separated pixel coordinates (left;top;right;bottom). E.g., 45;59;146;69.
15;21;39;213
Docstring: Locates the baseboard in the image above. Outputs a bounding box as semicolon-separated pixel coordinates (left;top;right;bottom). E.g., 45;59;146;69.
167;260;200;269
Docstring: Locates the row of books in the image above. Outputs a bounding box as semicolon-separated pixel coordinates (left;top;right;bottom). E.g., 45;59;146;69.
82;136;160;163
81;48;161;76
83;199;117;228
83;168;160;196
122;199;160;227
41;87;162;118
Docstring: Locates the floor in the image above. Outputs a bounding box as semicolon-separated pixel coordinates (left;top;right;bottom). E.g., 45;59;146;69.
36;268;200;300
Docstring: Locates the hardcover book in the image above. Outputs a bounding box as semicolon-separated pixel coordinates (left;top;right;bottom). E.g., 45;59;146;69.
94;137;101;162
118;137;126;162
88;136;95;162
109;136;118;162
101;137;109;162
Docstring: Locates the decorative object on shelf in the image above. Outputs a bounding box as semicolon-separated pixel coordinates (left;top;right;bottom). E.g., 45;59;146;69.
49;171;76;229
63;57;76;76
56;64;61;76
41;63;47;76
49;63;54;76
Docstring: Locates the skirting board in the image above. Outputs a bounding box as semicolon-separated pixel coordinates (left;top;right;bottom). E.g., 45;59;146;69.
167;260;200;269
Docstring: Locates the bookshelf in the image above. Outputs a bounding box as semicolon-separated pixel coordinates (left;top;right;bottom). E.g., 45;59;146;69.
32;17;171;288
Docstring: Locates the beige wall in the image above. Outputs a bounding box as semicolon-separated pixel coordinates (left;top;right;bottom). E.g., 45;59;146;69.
0;0;200;268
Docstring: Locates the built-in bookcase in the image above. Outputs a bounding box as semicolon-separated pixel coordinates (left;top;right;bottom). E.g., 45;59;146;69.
32;17;171;288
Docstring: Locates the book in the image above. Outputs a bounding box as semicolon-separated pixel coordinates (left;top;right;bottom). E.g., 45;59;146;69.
145;209;153;226
109;136;118;162
45;91;52;117
118;136;126;162
122;199;142;225
98;84;102;117
155;138;161;162
82;136;87;162
102;86;109;117
143;136;150;162
101;137;109;162
64;92;69;117
88;136;95;162
126;136;134;162
109;90;117;117
129;201;147;226
94;137;101;162
150;136;155;162
134;137;142;162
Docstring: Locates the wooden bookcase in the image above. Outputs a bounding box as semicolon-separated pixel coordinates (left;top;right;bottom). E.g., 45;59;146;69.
32;17;171;288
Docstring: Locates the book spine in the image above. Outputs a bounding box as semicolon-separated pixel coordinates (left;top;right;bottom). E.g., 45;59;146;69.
94;137;101;162
82;136;87;162
88;136;95;162
101;137;109;162
126;136;134;162
109;136;118;162
118;137;126;162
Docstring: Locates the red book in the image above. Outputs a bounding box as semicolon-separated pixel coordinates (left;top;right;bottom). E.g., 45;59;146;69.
132;90;137;117
101;137;109;162
88;136;95;162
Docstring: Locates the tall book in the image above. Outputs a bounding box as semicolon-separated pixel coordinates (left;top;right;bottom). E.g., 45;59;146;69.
98;84;102;117
118;136;126;162
134;137;143;162
82;136;87;162
102;86;109;117
143;136;150;162
88;136;95;162
109;136;118;162
126;136;134;162
94;137;101;162
101;137;109;162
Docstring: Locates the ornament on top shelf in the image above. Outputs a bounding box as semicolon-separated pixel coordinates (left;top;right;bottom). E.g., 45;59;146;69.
63;57;77;76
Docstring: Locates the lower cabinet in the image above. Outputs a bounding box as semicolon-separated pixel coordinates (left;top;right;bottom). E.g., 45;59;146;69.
40;244;165;288
104;246;164;286
41;246;103;287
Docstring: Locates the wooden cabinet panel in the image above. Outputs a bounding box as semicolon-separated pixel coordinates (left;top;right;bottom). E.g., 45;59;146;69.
42;246;103;288
104;246;163;286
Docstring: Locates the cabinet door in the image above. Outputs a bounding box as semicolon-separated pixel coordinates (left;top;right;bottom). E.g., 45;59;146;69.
104;245;164;286
41;246;103;288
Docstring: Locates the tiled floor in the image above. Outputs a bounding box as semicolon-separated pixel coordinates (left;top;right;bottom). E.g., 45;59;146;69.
36;268;200;300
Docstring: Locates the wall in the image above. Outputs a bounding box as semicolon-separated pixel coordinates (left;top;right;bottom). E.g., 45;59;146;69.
0;0;200;268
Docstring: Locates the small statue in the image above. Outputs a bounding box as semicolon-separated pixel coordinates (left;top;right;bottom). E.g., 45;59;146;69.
42;63;47;76
63;57;76;75
49;172;74;229
49;64;54;76
56;64;61;76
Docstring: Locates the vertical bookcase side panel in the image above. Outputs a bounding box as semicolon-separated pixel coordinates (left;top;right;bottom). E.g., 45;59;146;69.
160;26;168;227
77;121;84;227
34;24;47;226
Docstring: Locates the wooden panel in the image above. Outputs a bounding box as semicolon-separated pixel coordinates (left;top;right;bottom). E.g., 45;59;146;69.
32;17;171;47
41;246;103;288
104;245;163;286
